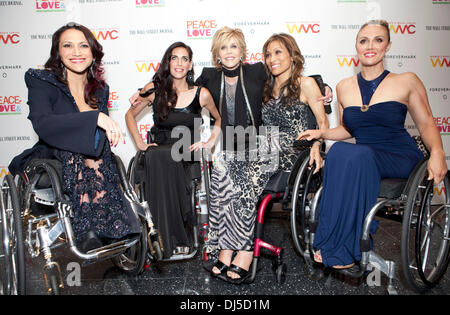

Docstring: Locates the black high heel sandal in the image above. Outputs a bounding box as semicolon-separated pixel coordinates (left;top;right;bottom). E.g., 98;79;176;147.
204;260;229;281
226;264;252;285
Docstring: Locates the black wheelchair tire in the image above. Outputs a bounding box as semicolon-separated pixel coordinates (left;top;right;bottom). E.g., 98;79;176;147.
290;152;324;259
401;163;450;293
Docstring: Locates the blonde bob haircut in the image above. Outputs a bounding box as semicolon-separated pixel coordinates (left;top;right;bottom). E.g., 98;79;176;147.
211;26;248;69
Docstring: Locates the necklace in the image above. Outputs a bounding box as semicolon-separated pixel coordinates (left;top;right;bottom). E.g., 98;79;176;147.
357;70;390;112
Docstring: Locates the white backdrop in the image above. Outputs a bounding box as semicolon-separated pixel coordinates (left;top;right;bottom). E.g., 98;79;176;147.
1;0;449;191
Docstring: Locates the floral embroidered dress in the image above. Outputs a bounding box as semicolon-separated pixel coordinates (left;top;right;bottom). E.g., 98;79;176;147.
9;69;140;241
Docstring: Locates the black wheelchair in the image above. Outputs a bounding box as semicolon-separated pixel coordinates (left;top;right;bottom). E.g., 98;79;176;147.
0;154;150;295
291;138;450;294
127;136;212;263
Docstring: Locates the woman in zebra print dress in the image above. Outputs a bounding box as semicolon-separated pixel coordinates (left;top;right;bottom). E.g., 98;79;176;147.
206;33;329;283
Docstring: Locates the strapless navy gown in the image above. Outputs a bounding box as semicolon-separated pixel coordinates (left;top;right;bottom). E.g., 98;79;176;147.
313;72;424;267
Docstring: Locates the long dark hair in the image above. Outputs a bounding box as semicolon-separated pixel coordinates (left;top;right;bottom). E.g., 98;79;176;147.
262;33;305;104
44;22;106;109
153;42;195;121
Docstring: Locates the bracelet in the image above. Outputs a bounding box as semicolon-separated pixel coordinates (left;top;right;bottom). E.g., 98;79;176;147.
139;87;156;98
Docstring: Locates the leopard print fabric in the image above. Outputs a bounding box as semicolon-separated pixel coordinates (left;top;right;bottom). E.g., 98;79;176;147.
206;97;317;255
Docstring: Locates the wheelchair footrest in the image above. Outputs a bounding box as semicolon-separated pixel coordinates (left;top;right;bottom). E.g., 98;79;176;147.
85;238;139;258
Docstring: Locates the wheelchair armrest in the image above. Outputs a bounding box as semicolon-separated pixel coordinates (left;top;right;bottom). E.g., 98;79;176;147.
112;153;132;193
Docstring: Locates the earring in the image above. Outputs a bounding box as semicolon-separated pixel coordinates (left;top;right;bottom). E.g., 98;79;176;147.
217;58;222;65
90;60;95;78
187;69;193;82
61;63;67;80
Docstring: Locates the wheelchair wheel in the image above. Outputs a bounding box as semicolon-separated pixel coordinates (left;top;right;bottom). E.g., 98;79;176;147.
112;219;148;275
290;154;323;258
0;174;26;295
401;162;450;293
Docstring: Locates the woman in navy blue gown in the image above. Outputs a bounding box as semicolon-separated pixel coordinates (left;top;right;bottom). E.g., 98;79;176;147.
298;20;447;269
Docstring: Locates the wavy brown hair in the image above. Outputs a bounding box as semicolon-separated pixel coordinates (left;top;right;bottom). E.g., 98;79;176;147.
44;22;105;109
262;33;305;104
152;42;195;122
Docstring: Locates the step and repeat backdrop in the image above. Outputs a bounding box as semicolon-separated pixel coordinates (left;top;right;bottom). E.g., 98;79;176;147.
1;0;449;189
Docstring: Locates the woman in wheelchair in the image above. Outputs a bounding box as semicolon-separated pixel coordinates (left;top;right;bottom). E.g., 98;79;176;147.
298;20;448;269
8;23;141;252
125;42;221;259
205;33;329;283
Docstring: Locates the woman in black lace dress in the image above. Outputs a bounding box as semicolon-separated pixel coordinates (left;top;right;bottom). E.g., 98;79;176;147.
9;23;140;251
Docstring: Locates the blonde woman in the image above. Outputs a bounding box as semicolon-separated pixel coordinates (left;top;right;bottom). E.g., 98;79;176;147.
298;20;447;269
205;33;329;284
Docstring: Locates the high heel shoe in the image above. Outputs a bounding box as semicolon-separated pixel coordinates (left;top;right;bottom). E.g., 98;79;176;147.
204;260;229;281
226;264;252;284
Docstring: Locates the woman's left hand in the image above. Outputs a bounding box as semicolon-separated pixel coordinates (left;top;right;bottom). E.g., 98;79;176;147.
309;144;323;174
427;151;448;185
318;85;333;105
190;141;213;152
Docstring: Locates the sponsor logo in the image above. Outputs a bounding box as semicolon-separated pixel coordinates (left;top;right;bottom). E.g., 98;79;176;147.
186;20;217;39
0;136;31;142
429;87;449;101
389;22;416;35
0;167;10;180
92;29;119;41
135;0;165;7
245;52;264;64
35;0;66;12
129;28;173;35
0;1;23;6
337;55;360;67
0;95;22;115
425;25;450;31
30;33;52;40
0;64;21;79
431;56;450;68
434;116;450;134
331;24;360;31
138;123;153;142
434;185;446;196
286;22;320;34
135;60;161;73
108;91;119;111
432;0;450;4
0;32;20;45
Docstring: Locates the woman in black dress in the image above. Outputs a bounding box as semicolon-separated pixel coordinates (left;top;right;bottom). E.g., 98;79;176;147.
9;23;140;251
126;42;221;258
130;27;333;279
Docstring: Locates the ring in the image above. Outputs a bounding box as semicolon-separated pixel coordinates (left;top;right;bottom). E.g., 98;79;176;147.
110;130;116;133
326;98;332;103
